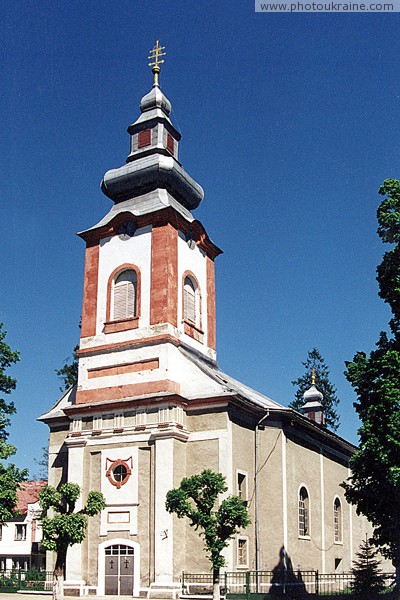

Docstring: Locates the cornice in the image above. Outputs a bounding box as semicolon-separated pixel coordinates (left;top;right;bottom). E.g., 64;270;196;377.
78;207;222;260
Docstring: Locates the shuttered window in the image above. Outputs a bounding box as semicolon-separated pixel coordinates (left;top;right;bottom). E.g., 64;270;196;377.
113;270;137;320
138;129;151;148
166;133;175;154
184;277;196;324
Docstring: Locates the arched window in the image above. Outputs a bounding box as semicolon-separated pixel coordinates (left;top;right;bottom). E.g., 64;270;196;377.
334;497;342;542
299;487;310;537
183;276;198;325
113;270;137;321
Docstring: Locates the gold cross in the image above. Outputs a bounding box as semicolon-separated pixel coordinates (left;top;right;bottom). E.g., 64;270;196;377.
311;367;316;386
148;40;166;85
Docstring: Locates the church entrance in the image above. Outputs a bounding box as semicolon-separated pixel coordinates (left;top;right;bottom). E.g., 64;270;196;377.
104;544;134;595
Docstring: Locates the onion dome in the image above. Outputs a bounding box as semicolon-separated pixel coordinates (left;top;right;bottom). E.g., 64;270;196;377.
139;84;172;116
301;369;324;426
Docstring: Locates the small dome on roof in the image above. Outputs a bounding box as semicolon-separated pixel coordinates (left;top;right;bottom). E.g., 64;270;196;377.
140;83;171;116
303;384;323;403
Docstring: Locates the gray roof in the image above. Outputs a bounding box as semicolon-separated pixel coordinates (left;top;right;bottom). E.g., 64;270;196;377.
37;385;75;422
179;345;286;411
78;189;194;237
101;153;204;209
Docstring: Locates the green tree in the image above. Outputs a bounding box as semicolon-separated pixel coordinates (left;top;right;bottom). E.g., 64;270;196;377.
0;323;28;522
40;483;106;600
55;345;79;392
342;179;400;593
33;445;49;480
290;347;340;431
165;469;250;600
351;536;386;599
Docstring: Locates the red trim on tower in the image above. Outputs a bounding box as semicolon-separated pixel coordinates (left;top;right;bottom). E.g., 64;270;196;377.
206;256;217;350
75;379;180;405
150;224;178;327
81;242;100;338
104;318;139;334
87;358;159;379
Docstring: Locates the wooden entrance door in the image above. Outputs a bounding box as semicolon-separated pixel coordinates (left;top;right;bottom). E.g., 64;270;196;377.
105;544;134;595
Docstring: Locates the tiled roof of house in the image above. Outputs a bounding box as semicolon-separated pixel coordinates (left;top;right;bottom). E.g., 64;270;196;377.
16;481;47;514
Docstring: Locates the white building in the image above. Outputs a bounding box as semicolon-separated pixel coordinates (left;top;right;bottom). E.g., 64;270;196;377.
0;481;46;571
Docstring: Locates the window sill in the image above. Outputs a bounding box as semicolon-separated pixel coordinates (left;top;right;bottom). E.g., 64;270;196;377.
298;535;311;540
104;317;139;334
183;320;204;343
237;565;249;570
334;540;343;546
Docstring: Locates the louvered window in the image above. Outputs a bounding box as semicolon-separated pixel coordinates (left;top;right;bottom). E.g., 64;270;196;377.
113;270;137;321
299;487;309;537
184;277;196;324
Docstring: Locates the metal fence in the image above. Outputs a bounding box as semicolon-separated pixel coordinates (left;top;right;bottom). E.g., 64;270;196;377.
182;570;396;597
0;569;53;592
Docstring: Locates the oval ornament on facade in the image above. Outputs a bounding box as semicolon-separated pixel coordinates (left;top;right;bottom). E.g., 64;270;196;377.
106;458;132;489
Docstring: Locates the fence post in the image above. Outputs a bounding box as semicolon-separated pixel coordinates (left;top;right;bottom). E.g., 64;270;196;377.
315;570;319;596
182;572;185;594
224;572;227;594
245;570;250;600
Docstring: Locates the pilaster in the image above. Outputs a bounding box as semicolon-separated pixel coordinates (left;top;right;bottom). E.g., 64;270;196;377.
81;243;99;338
150;223;178;327
65;437;87;580
153;436;174;582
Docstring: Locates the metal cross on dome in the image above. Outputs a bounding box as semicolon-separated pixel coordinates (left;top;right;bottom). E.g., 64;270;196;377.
311;367;316;385
148;40;166;85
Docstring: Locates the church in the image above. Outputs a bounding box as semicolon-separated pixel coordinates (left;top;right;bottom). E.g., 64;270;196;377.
39;43;377;596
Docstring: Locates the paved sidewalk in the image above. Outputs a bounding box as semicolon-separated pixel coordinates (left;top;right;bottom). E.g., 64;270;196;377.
0;595;142;600
0;595;51;600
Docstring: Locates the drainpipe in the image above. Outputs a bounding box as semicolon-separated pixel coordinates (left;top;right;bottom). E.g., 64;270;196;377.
255;410;270;589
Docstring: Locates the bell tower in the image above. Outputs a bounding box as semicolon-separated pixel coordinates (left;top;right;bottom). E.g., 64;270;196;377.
76;42;222;406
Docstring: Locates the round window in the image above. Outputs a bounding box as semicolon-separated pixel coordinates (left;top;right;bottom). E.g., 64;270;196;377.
113;463;127;482
106;459;131;489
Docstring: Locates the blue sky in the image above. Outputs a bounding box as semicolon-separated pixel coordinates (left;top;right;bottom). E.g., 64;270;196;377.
1;1;399;475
